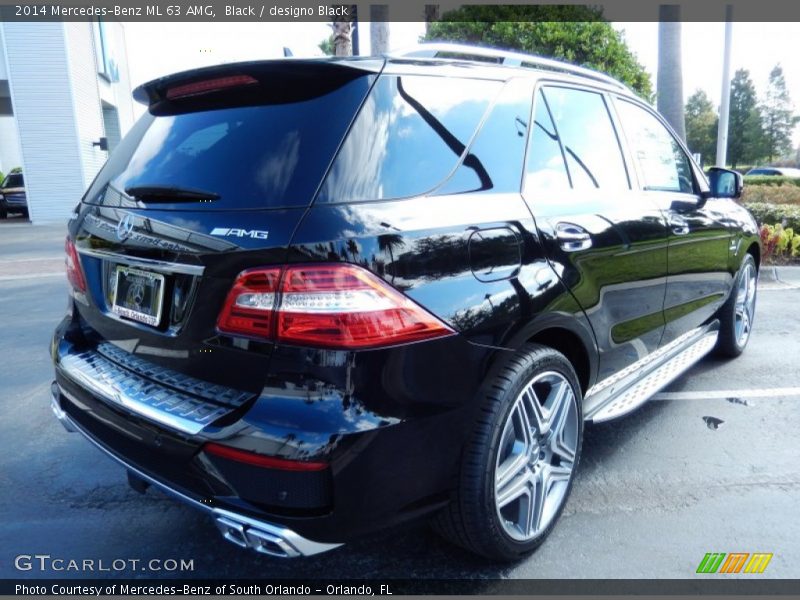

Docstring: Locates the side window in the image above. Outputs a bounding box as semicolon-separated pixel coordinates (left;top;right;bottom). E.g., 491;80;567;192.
615;100;695;194
525;89;571;191
438;78;533;195
318;75;500;203
542;87;630;190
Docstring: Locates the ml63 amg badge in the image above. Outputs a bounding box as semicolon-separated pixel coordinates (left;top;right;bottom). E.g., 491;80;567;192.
210;228;269;240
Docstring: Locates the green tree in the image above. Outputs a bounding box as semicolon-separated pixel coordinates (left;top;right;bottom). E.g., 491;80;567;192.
684;90;718;165
761;64;799;162
422;5;652;98
318;33;334;56
728;69;766;168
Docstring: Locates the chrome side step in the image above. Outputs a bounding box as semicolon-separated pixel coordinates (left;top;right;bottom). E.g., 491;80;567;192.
584;321;719;423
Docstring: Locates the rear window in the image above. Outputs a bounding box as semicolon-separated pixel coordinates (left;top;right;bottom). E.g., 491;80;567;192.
2;173;23;188
317;75;501;203
83;75;374;210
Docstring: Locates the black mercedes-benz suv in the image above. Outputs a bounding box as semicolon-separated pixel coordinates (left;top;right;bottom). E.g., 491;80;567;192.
51;43;760;561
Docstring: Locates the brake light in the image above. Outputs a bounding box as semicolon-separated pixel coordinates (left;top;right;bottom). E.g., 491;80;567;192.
217;264;454;350
203;443;328;472
65;237;86;292
166;75;258;100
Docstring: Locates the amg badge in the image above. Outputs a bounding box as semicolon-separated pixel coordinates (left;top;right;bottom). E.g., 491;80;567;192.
210;227;269;240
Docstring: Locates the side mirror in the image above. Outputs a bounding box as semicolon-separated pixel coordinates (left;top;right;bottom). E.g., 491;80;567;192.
706;167;743;199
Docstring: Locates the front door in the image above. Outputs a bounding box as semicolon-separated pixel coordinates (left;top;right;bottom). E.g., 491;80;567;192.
612;98;732;346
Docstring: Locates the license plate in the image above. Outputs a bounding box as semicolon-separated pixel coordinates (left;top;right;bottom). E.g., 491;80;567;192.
111;266;165;326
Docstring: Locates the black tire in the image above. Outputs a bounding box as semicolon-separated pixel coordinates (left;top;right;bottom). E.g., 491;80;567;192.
433;344;583;561
0;208;6;219
715;253;757;358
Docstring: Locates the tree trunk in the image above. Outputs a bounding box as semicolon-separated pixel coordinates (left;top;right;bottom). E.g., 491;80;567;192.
333;20;353;57
657;6;686;142
370;5;390;55
424;4;440;34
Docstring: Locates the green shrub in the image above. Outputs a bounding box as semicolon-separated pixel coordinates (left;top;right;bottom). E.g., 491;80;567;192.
760;223;800;263
742;184;800;205
743;175;800;188
745;202;800;232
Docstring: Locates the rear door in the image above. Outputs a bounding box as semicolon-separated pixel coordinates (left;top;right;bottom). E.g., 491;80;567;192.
612;97;732;346
522;84;670;382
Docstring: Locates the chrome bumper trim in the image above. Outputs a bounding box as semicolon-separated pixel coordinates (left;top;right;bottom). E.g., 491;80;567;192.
77;246;205;276
50;385;342;558
57;346;252;435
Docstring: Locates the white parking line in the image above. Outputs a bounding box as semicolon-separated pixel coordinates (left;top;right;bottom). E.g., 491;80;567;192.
653;388;800;400
0;272;63;281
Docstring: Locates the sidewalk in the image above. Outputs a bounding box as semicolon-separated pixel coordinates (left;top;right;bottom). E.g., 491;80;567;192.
759;265;800;290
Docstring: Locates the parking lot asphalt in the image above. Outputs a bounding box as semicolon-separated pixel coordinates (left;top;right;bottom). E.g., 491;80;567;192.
1;221;798;581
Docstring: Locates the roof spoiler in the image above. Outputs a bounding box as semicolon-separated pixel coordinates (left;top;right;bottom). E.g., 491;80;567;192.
133;57;384;115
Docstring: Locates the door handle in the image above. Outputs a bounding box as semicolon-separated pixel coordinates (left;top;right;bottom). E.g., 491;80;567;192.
555;222;592;252
669;215;690;236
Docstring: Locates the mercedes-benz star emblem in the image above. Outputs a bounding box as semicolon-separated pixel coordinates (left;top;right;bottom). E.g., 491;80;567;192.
116;214;135;241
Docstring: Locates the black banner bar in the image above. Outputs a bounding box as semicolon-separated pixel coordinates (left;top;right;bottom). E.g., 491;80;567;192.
1;0;800;23
3;579;800;595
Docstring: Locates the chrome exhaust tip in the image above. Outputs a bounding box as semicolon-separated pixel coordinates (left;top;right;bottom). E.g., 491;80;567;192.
50;383;77;433
214;516;298;558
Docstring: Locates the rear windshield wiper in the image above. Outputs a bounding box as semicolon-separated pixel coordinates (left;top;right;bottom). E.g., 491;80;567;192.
124;184;220;203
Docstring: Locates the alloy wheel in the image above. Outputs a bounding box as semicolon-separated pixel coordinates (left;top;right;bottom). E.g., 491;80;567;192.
494;371;579;541
734;262;757;347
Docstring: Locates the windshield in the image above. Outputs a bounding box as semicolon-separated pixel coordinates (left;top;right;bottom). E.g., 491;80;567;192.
84;74;374;210
2;173;23;188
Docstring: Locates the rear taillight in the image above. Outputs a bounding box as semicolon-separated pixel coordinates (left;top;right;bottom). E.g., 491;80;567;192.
65;237;86;292
217;264;454;350
216;267;280;338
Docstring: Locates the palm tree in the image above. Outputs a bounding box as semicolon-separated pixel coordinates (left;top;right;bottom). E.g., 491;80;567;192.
333;20;352;56
370;5;390;55
657;6;686;142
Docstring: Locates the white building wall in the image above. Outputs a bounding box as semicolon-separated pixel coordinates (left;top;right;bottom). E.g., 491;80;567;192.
64;21;107;188
0;116;23;174
0;26;7;80
1;22;85;223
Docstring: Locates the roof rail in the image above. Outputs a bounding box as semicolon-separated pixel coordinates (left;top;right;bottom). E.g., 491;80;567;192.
389;42;629;92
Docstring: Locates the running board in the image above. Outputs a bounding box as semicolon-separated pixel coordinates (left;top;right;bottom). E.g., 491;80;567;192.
584;321;719;423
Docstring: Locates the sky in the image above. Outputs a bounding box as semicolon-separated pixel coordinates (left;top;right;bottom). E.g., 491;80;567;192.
123;21;800;143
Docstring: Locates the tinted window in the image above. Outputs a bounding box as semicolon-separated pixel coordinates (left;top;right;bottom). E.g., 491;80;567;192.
83;75;374;210
525;89;571;191
616;100;695;194
437;78;533;195
318;75;500;203
543;87;629;190
3;173;23;188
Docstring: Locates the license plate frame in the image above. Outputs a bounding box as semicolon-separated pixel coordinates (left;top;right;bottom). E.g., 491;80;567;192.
111;266;165;327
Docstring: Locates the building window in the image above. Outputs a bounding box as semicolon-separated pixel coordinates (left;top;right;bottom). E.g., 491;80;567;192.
93;20;119;82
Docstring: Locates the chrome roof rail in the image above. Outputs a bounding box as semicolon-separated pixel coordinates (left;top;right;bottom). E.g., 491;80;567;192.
389;42;630;92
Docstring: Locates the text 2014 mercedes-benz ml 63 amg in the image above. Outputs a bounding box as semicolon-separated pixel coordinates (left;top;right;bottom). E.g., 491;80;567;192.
50;43;760;561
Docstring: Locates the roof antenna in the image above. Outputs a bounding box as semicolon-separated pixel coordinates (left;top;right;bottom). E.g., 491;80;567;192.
283;47;294;57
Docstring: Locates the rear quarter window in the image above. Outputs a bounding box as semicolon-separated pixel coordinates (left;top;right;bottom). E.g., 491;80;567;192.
317;75;501;203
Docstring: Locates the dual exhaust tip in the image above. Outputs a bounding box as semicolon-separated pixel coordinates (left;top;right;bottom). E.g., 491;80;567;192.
214;516;300;558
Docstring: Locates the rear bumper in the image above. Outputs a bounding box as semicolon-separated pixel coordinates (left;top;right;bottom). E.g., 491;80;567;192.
50;382;341;558
0;193;27;210
50;313;492;549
